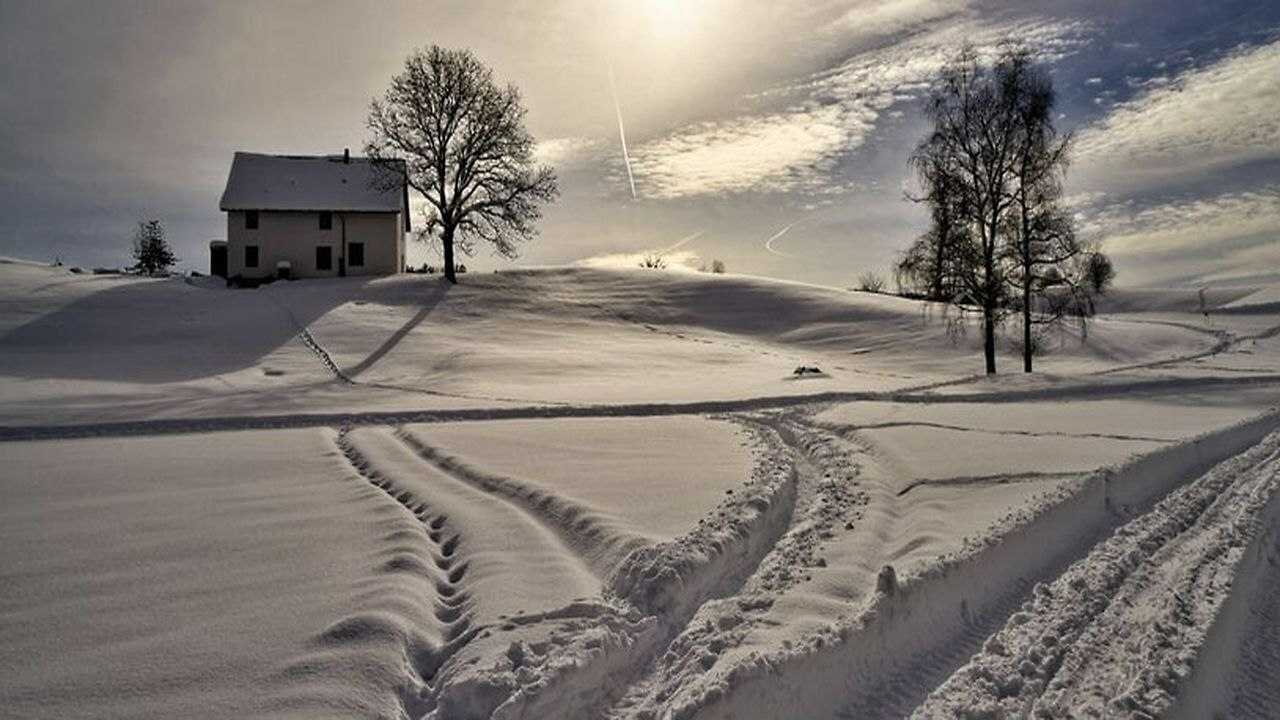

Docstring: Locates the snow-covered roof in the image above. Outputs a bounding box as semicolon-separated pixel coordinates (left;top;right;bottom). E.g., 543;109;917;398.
219;151;407;213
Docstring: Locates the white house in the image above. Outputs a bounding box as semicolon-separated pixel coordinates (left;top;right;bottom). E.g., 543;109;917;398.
218;150;410;280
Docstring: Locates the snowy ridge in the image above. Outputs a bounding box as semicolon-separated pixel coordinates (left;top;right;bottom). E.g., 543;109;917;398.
650;408;1280;719
914;430;1280;717
430;422;797;720
607;412;868;718
1170;440;1280;719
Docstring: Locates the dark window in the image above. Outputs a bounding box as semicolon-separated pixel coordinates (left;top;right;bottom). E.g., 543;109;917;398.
245;245;259;268
349;242;365;267
319;211;332;230
316;246;332;271
245;210;259;230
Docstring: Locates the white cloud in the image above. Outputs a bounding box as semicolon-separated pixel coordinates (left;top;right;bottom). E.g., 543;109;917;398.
826;0;967;43
1079;186;1280;284
629;103;872;198
1075;40;1280;182
534;136;600;169
626;16;1090;199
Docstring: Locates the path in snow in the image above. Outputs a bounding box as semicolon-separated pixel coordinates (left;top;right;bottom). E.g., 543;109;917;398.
635;410;1280;719
914;429;1280;718
4;372;1278;442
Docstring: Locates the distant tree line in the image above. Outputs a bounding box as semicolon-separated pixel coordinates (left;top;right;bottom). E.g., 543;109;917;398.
895;45;1113;374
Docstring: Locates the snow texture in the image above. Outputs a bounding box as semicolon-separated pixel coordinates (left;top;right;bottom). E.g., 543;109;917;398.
1;260;1279;719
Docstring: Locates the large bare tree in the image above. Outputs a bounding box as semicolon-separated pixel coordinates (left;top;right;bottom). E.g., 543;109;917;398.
366;46;557;283
908;45;1111;374
1003;49;1082;372
916;46;1022;374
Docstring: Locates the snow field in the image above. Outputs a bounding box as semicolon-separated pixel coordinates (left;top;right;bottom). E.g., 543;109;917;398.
0;263;1235;428
2;260;1279;718
409;417;757;542
0;430;440;719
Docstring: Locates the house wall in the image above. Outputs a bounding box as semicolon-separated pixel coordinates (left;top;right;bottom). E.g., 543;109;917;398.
225;210;404;279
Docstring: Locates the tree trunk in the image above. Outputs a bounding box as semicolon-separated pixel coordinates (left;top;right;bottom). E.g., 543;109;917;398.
442;225;457;284
1022;276;1033;373
932;225;947;301
984;302;997;375
1020;199;1033;373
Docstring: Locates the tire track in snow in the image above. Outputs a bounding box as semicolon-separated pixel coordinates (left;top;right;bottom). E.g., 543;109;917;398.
817;418;1174;444
661;410;1280;720
391;426;650;578
333;428;478;714
268;289;574;407
455;420;799;720
6;374;1278;442
608;412;867;718
1094;318;1280;377
913;433;1280;719
1222;537;1280;718
895;470;1085;497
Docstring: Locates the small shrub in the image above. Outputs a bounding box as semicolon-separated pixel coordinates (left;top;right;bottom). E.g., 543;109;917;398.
857;271;886;293
639;253;667;270
711;259;725;274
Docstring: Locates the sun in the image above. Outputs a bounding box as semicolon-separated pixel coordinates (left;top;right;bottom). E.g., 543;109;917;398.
609;0;714;45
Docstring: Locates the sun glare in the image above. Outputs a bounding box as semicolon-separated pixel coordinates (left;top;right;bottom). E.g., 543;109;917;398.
612;0;712;44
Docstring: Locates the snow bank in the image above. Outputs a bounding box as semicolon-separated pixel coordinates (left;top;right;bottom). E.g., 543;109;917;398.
914;428;1280;718
1168;436;1280;719
664;408;1280;720
428;422;795;720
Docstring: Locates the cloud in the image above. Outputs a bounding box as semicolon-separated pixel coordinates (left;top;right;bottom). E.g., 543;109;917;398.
626;16;1091;199
534;136;600;169
1075;40;1280;184
1078;186;1280;284
628;104;872;198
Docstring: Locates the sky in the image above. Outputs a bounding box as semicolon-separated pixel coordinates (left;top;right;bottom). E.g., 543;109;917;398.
0;0;1277;288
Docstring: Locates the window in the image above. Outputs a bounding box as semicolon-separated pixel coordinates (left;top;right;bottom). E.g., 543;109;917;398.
348;242;365;267
319;211;332;230
245;245;259;268
245;210;259;230
316;246;332;271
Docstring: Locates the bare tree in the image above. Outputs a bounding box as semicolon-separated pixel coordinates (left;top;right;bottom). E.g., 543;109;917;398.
857;271;886;293
1085;251;1115;296
900;140;969;301
366;46;558;283
638;253;667;269
131;218;176;275
917;45;1025;374
1002;48;1081;372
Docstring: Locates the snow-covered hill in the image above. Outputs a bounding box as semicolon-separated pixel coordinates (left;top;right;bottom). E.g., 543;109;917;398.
1;260;1278;719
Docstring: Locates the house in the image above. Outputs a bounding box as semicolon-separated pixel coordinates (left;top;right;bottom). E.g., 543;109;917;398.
218;150;410;280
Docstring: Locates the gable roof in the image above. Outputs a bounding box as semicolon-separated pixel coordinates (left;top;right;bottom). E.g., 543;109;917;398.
219;152;408;214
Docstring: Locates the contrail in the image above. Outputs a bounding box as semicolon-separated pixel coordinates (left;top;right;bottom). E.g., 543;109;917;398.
607;65;638;199
764;218;805;258
661;230;704;254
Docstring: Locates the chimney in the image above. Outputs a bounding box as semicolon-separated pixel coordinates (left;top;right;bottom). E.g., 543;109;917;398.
343;148;350;164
